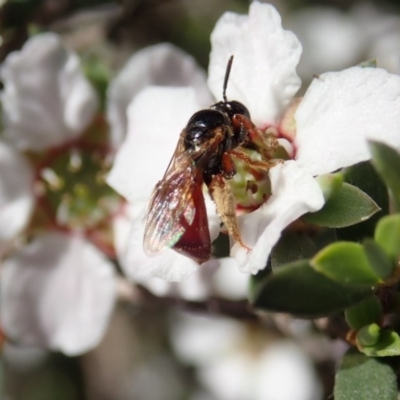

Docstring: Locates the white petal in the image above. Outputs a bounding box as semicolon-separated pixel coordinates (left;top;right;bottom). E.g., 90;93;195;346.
107;86;201;202
0;232;116;355
115;206;199;282
287;7;364;82
208;2;302;126
232;161;324;274
0;142;34;243
169;311;246;366
295;66;400;175
198;351;253;400
115;200;221;282
211;257;249;300
1;33;98;151
107;43;212;147
255;342;322;400
113;204;214;297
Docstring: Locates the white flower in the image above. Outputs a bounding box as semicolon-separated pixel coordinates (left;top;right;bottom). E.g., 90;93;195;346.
0;142;34;246
170;312;322;400
1;33;98;151
286;7;364;82
1;232;116;356
0;33;116;355
109;1;400;281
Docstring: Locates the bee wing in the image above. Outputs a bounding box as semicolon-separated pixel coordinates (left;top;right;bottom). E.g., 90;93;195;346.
144;161;198;255
143;128;224;257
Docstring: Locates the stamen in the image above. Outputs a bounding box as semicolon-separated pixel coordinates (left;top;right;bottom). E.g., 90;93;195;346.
68;149;82;173
56;194;71;225
40;168;64;191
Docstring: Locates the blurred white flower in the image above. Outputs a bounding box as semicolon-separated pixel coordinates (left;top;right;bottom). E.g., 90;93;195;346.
286;7;365;82
1;33;98;151
351;3;400;74
170;312;322;400
0;33;116;355
1;232;116;356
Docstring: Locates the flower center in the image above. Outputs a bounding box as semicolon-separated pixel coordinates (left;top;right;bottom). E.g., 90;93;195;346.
34;143;120;231
230;128;291;211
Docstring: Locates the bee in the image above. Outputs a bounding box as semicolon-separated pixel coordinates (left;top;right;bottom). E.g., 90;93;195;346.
143;56;266;263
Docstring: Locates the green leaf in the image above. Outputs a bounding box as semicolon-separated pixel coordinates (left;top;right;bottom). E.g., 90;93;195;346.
375;214;400;263
357;323;381;347
303;183;379;228
271;231;317;270
334;350;397;400
311;242;382;286
251;260;373;318
362;239;394;280
360;330;400;357
345;295;382;330
369;141;400;210
338;161;389;241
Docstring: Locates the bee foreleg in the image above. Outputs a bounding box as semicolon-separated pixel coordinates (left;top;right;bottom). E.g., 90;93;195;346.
222;152;236;179
207;174;250;252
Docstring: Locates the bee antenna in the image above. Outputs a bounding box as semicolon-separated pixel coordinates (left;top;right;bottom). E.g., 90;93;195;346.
223;55;234;103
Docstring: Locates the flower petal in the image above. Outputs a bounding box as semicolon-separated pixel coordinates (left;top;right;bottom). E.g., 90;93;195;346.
1;33;98;151
1;232;116;355
208;2;302;127
123;208;200;282
107;86;201;202
211;257;249;300
255;342;322;400
114;206;215;299
295;66;400;175
231;161;324;274
107;43;212;148
169;311;247;366
0;142;34;244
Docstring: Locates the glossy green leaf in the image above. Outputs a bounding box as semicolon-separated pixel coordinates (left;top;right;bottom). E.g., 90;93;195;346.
345;295;382;330
338;161;389;241
303;183;379;228
369;141;400;209
375;214;400;263
334;350;397;400
357;323;381;347
360;329;400;357
251;260;373;318
362;239;394;280
311;242;381;286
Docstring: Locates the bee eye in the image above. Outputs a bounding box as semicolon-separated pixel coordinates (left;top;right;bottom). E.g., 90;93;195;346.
185;109;227;148
210;100;251;120
227;101;250;119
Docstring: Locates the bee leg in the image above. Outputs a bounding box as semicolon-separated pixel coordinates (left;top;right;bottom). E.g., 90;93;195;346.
222;152;236;179
207;174;251;252
230;149;279;170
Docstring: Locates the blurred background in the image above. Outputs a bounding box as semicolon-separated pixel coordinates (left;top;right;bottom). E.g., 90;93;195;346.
1;0;400;399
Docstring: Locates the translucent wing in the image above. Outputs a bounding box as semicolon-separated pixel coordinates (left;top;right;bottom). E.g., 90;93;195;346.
143;128;224;260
